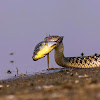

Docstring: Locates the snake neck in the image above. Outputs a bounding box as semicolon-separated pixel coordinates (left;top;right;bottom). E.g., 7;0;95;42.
54;42;100;68
54;42;67;67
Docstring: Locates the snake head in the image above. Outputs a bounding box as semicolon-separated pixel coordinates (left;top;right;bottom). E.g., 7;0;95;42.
44;35;64;47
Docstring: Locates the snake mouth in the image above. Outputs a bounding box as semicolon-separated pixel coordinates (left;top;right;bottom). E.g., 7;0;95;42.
50;43;57;48
56;36;63;43
54;36;63;47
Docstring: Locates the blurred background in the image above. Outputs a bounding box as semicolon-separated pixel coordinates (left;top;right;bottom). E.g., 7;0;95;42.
0;0;100;80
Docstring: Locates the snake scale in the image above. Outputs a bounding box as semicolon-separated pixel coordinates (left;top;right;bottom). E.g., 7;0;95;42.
44;36;100;68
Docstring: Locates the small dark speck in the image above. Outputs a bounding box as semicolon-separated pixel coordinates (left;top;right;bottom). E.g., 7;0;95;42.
7;70;12;74
84;60;87;63
80;60;82;64
94;53;97;56
95;58;98;61
86;57;89;59
10;53;14;55
72;59;74;63
81;52;84;57
76;60;78;63
10;61;14;63
89;59;92;62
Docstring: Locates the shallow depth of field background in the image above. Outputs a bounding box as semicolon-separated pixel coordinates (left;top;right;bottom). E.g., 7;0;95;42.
0;0;100;80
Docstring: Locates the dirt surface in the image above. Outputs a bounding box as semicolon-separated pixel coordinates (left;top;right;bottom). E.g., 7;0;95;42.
0;68;100;100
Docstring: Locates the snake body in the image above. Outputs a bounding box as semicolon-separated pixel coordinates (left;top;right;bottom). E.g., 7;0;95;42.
45;36;100;68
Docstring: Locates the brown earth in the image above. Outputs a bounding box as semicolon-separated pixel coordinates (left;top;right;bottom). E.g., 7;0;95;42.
0;68;100;100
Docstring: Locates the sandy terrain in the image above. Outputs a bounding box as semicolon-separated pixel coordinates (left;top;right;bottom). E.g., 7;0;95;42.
0;68;100;100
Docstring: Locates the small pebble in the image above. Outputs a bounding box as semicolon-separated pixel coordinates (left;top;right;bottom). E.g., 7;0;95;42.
70;73;73;76
15;74;16;77
38;80;41;82
20;74;26;77
36;86;42;90
43;85;54;89
6;95;15;99
78;75;88;78
0;85;3;88
75;72;78;75
84;74;89;78
7;70;12;74
75;80;79;84
30;83;34;86
6;85;10;88
1;80;4;83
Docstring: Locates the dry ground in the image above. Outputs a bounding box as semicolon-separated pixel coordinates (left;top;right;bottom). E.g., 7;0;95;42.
0;68;100;100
